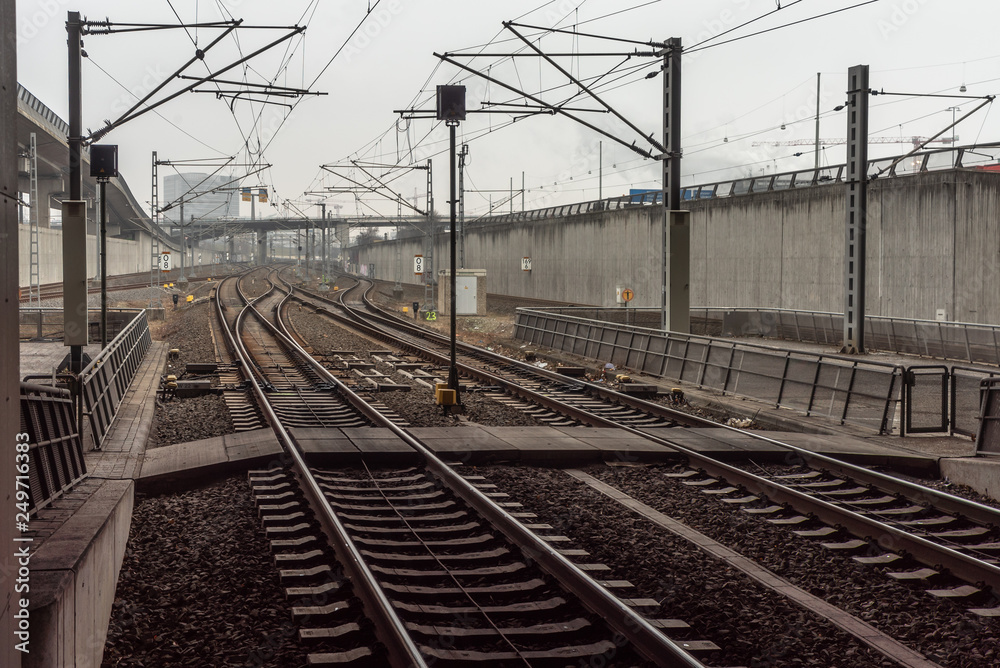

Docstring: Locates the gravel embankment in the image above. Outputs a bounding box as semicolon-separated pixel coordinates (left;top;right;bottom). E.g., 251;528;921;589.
103;474;305;667
518;463;997;667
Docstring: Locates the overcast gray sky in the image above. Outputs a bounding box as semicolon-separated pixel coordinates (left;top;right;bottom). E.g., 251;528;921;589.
14;0;1000;220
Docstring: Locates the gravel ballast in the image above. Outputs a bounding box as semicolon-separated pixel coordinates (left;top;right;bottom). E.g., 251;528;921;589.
524;463;998;668
479;465;899;667
149;301;234;448
103;474;304;667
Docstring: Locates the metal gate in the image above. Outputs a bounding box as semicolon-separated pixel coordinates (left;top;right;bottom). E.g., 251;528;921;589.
904;365;949;435
977;378;1000;455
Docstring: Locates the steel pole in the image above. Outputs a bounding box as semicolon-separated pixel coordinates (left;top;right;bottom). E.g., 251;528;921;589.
67;11;83;372
661;37;682;332
448;122;460;403
842;64;869;354
458;144;467;269
99;179;107;348
814;73;822;170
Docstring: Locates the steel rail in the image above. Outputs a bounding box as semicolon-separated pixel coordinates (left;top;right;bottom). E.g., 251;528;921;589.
273;274;705;668
218;273;427;668
292;282;659;430
304;278;719;428
339;280;1000;531
315;275;1000;594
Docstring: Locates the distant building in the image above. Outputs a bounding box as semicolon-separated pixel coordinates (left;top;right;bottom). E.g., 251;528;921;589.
162;173;238;224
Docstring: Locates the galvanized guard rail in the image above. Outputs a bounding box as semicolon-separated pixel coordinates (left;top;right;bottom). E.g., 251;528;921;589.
977;378;1000;455
19;307;146;342
951;367;999;438
691;307;1000;367
903;366;949;435
19;383;87;515
515;308;904;435
526;307;1000;366
80;309;153;448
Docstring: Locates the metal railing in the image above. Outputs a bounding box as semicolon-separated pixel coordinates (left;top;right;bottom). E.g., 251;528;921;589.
900;364;1000;438
527;307;1000;367
474;142;1000;226
80;310;153;448
691;307;1000;367
18;83;72;141
977;378;1000;455
20;307;145;342
19;383;87;515
903;366;950;435
514;308;903;435
950;366;998;438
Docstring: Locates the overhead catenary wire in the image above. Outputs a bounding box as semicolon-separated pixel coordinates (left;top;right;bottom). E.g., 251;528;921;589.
309;0;997;219
85;56;226;154
684;0;883;56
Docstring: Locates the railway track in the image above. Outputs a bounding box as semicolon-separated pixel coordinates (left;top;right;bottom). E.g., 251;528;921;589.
207;267;268;431
218;269;705;667
18;265;241;303
288;275;704;432
283;274;1000;614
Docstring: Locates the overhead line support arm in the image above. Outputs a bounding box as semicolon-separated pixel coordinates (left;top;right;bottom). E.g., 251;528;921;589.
504;21;666;48
434;52;655;160
90;21;242;139
321;166;426;216
88;24;304;143
876;97;994;178
504;22;665;154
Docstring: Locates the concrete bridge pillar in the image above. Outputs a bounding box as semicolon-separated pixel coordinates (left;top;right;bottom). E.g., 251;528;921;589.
35;176;62;228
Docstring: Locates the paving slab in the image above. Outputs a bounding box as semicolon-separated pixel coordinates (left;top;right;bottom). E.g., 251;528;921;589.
138;428;282;491
294;427;363;466
767;431;939;472
341;427;420;464
637;427;939;472
225;430;284;462
640;428;769;456
408;426;520;463
477;425;599;463
139;437;227;480
85;340;170;478
552;426;683;462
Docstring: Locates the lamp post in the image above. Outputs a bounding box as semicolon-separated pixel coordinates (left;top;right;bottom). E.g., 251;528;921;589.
436;85;466;405
947;106;961;145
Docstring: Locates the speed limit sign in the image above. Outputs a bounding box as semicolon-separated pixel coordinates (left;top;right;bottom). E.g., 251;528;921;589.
413;255;424;275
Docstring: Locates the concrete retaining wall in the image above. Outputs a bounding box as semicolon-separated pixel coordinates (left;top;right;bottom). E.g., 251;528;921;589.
28;480;133;668
18;225;224;286
355;169;1000;324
